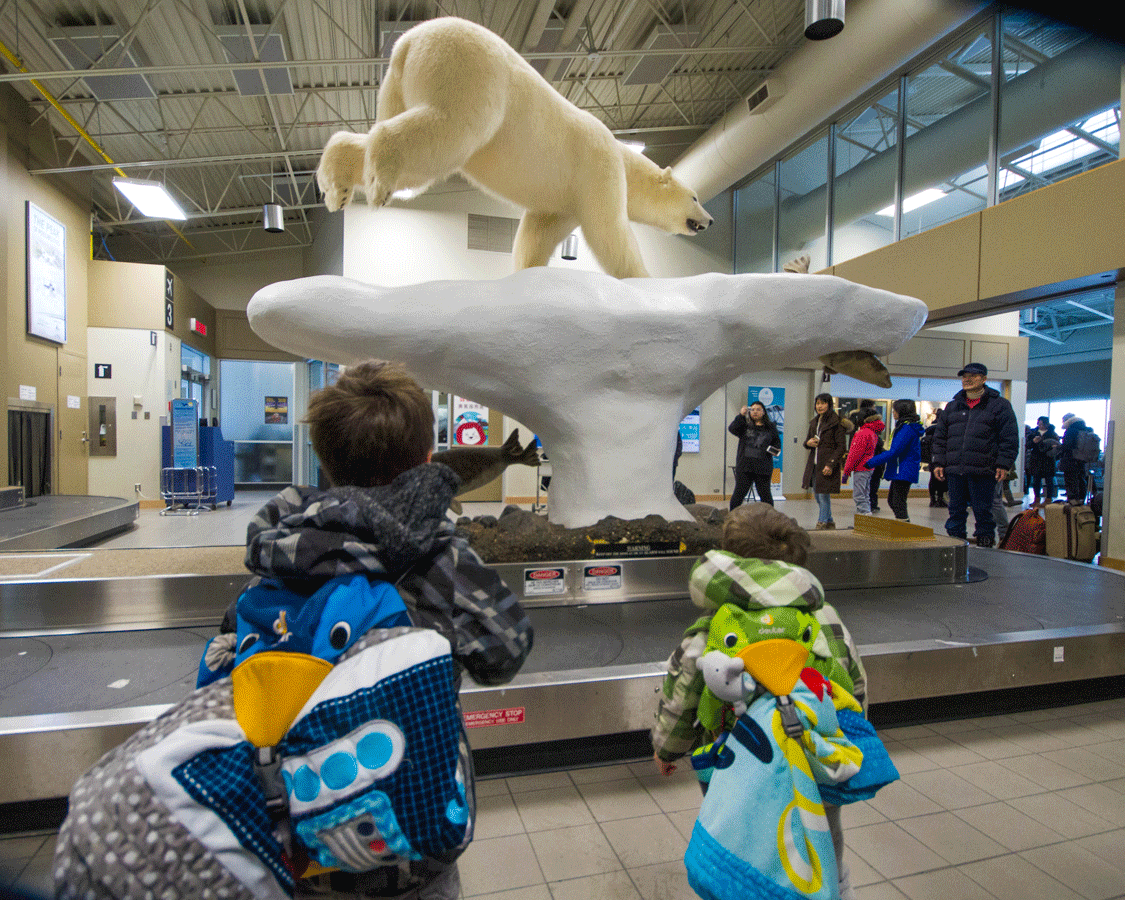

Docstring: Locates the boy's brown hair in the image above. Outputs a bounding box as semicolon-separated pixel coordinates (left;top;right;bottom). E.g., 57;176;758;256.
722;504;810;566
306;359;433;487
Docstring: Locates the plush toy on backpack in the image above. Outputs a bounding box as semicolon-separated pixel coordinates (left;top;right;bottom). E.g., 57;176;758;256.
685;603;868;900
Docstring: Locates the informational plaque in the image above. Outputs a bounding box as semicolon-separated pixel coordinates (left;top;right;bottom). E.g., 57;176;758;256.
26;202;67;344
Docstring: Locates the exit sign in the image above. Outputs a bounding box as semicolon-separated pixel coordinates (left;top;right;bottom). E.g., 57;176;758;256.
189;317;207;336
94;364;112;379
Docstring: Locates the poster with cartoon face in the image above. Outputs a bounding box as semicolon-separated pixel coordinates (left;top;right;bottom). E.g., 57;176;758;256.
453;397;489;446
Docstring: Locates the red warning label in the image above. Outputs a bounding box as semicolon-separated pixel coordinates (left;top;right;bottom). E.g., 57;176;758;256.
463;707;526;728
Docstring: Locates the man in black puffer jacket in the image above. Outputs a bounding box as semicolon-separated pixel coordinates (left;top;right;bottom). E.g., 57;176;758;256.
931;362;1019;548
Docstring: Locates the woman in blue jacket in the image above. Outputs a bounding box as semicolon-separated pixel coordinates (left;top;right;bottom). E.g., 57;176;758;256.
867;399;925;522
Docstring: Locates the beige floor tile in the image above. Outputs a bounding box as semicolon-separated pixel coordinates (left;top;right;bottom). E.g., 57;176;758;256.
839;799;888;827
847;821;949;879
1041;746;1125;784
960;714;1020;730
1007;793;1115;839
865;779;945;820
663;808;698;843
947;759;1043;800
960;854;1085;900
891;866;999;900
635;773;704;814
599;814;687;870
527;824;621;883
476;792;528;839
1019;842;1125;900
1106;776;1125;797
626;861;696;900
881;725;939;741
1085;739;1125;767
844;851;882;887
548;869;642;900
895;811;1008;865
953;801;1066;852
454;834;545;897
465;887;552;900
506;772;574;794
1000;723;1075;754
902;734;989;768
947;729;1032;761
1010;707;1065;724
577;777;663;822
884;743;943;776
927;718;985;736
569;764;643;785
1055;783;1125;828
905;767;1000;810
476;777;512;798
998;751;1093;791
511;785;596;832
854;882;908;900
1075;829;1125;879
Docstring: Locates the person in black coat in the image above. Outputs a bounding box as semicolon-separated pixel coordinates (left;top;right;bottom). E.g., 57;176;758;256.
1025;416;1059;503
728;401;781;508
1059;413;1090;504
931;363;1019;548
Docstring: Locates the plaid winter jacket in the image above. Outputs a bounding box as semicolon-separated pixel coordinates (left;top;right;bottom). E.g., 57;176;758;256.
651;551;866;763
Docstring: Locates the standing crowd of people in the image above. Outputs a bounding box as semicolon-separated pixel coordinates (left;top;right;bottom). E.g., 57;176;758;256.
731;362;1100;544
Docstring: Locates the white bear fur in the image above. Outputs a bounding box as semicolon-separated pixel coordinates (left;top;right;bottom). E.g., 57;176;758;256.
315;17;713;279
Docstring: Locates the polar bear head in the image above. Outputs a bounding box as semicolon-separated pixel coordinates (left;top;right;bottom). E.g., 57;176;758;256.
317;131;368;212
625;160;713;237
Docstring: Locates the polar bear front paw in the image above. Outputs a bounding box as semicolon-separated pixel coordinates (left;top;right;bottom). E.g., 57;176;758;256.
364;177;394;208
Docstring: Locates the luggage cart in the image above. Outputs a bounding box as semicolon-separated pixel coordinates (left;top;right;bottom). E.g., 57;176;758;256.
160;466;218;515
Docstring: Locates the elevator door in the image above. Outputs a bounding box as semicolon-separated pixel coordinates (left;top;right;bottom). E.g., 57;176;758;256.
8;409;52;497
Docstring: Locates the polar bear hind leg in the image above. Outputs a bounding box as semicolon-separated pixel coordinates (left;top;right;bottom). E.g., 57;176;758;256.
513;212;579;270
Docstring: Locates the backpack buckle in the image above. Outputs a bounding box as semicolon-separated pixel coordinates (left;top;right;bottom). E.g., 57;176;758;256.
776;695;804;739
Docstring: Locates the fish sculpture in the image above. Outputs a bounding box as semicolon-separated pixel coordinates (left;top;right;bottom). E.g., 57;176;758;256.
433;429;540;511
783;254;895;389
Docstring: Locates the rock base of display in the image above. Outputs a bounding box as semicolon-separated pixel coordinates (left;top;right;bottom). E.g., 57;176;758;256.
456;504;726;563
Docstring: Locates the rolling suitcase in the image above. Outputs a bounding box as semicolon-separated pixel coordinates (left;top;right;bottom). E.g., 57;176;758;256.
1043;502;1097;562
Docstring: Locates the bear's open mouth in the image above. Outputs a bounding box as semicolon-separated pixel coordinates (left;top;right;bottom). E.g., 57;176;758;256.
687;218;707;233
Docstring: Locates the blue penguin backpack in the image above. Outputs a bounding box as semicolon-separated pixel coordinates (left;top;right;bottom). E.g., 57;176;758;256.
56;573;474;898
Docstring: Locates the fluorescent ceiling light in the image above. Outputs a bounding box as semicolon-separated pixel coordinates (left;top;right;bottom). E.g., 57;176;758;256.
619;140;646;154
113;177;187;220
392;188;420;200
876;188;947;217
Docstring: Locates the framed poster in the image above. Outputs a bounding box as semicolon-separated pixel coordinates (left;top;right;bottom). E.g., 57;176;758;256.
26;202;67;344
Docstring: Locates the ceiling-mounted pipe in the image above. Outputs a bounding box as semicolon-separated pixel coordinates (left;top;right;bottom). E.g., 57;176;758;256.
672;0;987;203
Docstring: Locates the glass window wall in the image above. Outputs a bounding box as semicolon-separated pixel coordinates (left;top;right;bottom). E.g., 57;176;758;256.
832;86;900;265
900;25;993;239
998;12;1121;202
733;168;776;274
777;132;829;272
729;9;1122;278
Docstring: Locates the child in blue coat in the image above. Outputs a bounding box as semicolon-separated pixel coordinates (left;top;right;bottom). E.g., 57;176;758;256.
867;399;925;522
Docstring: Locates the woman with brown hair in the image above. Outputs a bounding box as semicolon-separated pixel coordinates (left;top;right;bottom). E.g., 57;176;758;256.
803;393;848;529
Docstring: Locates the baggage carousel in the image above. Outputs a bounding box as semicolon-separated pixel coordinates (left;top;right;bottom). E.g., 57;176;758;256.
1;533;1123;807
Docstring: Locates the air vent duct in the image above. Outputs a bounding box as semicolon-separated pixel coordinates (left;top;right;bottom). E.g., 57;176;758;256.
746;78;784;114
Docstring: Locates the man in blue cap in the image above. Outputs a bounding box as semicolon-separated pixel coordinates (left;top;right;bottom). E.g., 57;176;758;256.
931;362;1020;547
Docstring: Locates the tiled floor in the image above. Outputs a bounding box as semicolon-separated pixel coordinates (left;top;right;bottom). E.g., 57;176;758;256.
9;489;1116;898
6;696;1123;898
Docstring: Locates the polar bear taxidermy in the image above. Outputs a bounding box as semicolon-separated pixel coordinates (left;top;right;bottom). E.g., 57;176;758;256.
315;17;713;279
